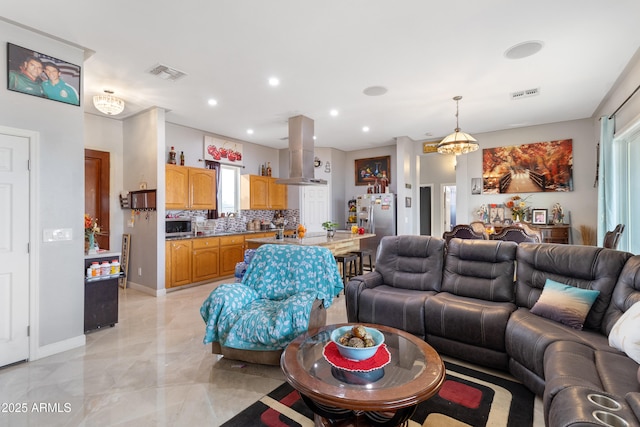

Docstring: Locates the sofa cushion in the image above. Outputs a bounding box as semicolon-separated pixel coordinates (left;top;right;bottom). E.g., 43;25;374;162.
603;255;640;335
442;238;517;302
515;243;631;332
356;284;435;338
609;301;640;364
425;292;516;352
530;279;600;330
506;308;612;380
375;235;445;292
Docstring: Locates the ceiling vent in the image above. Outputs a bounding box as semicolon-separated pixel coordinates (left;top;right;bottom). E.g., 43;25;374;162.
510;87;540;100
147;64;187;81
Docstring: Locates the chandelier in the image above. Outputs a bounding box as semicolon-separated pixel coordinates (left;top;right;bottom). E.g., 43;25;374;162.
93;90;125;115
437;96;478;155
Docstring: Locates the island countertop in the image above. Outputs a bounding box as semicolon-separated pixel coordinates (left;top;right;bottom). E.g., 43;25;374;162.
245;231;375;255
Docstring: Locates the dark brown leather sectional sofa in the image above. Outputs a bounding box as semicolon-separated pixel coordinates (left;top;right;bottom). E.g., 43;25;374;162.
346;235;640;426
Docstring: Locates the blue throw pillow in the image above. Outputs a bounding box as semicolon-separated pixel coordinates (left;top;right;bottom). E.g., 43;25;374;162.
530;279;600;330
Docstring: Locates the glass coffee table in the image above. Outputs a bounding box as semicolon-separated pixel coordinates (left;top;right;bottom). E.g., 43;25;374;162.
281;323;445;426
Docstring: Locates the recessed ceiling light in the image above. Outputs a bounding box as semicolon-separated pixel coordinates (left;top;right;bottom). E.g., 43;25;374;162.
247;129;254;135
504;41;544;60
268;77;280;87
208;99;218;106
363;86;388;96
330;109;339;117
362;126;370;132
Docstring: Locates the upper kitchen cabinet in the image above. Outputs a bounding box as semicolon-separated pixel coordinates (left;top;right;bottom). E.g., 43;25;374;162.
166;165;216;210
240;175;287;210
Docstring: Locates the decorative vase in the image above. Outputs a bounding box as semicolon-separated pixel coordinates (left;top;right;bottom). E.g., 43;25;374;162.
87;232;97;254
326;229;335;239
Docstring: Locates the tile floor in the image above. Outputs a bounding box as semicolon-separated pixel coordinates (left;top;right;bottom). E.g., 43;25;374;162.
0;280;544;426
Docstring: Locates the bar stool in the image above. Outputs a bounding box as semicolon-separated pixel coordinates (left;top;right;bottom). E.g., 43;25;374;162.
334;253;358;286
350;249;373;275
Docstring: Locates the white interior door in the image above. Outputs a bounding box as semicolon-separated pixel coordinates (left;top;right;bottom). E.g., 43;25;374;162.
0;132;30;367
301;186;329;233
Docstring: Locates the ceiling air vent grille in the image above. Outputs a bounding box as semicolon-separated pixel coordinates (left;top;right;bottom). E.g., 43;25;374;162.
510;87;540;100
147;64;187;81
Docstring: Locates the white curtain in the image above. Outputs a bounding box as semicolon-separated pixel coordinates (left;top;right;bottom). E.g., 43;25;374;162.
598;114;640;253
597;116;615;245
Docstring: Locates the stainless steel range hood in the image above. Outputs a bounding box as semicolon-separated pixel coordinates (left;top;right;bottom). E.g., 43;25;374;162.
275;115;327;186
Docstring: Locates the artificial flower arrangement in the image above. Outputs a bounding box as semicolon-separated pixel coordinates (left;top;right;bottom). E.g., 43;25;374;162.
84;214;100;253
505;195;531;221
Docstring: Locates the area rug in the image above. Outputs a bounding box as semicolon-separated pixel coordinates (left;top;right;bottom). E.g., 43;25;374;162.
221;361;535;427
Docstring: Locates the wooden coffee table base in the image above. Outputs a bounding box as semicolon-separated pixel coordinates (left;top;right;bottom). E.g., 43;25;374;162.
301;393;416;426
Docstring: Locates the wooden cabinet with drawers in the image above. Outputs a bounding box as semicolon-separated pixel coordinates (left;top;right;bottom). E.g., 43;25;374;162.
535;225;571;244
192;237;220;283
166;165;216;210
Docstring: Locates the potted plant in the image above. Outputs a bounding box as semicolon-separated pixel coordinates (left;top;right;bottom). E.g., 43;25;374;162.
322;221;340;238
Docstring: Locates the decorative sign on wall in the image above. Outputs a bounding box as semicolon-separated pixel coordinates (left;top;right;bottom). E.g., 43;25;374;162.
203;135;244;166
7;43;81;106
482;139;573;194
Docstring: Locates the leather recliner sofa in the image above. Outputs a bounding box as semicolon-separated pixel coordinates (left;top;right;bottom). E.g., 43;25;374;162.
346;235;640;426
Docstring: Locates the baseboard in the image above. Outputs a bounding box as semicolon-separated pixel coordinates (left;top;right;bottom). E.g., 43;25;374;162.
33;334;85;361
127;281;166;297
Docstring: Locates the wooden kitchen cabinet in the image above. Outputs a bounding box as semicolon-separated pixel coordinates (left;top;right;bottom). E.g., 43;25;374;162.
192;237;220;282
166;165;216;210
240;175;287;210
219;235;245;277
166;239;193;287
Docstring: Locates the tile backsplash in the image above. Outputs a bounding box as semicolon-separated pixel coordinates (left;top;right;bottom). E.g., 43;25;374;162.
165;209;300;233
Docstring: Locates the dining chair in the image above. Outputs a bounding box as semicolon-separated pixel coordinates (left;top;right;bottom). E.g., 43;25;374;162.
443;224;487;246
603;224;625;249
491;225;540;244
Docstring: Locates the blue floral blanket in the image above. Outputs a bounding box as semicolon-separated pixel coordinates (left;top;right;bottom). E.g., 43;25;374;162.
201;244;343;351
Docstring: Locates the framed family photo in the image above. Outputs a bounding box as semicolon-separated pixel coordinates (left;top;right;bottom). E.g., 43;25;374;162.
532;208;548;225
7;43;81;106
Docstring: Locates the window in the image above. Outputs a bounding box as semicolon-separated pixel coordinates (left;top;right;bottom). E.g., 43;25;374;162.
611;122;640;253
220;165;240;215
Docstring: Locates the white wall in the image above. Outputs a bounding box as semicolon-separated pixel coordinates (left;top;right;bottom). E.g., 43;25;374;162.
0;20;86;353
83;114;124;252
418;149;456;237
122;108;164;293
455;118;596;244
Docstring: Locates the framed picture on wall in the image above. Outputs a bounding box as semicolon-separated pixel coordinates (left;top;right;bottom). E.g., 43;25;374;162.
355;155;391;186
7;43;81;106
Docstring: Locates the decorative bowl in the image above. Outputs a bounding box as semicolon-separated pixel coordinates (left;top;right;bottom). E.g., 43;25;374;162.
330;325;384;361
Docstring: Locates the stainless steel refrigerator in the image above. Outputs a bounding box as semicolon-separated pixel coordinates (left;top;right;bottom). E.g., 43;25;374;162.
356;193;396;266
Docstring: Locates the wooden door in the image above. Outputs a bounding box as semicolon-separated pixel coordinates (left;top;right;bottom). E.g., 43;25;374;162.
268;178;287;209
85;149;110;250
169;239;192;287
189;168;216;209
0;131;30;367
166;165;189;209
250;175;269;209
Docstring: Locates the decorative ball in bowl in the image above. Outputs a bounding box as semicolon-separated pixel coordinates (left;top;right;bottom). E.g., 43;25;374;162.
330;325;384;361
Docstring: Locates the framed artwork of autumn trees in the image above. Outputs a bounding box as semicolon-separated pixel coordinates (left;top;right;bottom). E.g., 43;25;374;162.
482;139;573;194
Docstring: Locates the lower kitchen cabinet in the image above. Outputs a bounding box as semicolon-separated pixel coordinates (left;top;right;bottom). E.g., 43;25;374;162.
166;239;193;287
192;237;220;282
220;235;245;277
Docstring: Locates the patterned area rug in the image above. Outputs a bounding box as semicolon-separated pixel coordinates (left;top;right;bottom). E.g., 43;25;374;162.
221;361;535;427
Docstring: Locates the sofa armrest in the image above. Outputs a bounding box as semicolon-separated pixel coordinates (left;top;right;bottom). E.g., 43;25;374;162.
345;272;383;322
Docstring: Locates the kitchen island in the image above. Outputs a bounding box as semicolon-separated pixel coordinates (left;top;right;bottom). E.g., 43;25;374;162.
245;231;375;255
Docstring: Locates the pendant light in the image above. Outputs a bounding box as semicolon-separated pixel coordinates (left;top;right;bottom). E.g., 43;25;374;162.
93;90;125;115
437;96;478;155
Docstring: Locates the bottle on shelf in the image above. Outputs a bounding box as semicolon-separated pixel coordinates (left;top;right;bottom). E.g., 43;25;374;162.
266;162;272;177
180;151;185;166
261;164;266;176
367;183;373;194
168;146;177;165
